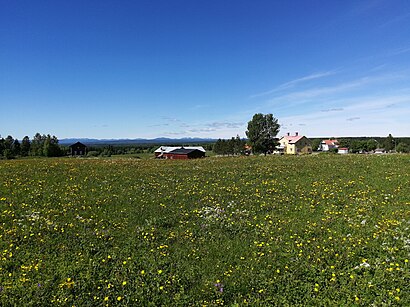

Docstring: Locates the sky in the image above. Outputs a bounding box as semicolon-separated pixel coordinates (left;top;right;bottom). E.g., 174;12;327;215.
1;0;410;140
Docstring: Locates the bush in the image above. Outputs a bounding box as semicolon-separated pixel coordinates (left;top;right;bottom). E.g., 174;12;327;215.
396;142;410;153
87;151;99;157
3;149;15;159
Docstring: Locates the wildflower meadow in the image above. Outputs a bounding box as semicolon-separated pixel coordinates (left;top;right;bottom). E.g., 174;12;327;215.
0;154;409;305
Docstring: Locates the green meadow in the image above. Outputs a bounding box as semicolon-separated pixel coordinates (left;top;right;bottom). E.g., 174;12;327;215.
0;155;409;306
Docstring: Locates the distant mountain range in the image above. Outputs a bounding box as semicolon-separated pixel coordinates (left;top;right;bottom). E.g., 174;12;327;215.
59;137;217;146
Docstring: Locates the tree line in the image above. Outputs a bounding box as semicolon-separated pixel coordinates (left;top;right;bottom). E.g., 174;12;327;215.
0;133;64;159
310;134;410;153
85;143;214;157
0;132;217;159
213;135;247;156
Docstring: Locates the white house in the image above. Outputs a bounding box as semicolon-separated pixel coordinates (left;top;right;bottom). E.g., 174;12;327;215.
318;139;339;151
338;147;349;154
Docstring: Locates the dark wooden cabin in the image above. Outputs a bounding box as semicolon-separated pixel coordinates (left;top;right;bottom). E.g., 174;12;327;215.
69;142;87;156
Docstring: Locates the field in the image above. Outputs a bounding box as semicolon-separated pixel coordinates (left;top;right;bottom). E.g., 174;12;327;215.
0;155;409;306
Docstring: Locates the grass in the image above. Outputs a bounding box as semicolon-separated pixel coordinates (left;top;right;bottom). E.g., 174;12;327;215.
111;150;215;159
0;154;409;305
110;152;154;159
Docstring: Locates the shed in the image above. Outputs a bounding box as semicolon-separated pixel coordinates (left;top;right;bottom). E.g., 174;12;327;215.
338;147;349;154
163;148;205;160
69;142;87;156
154;146;206;158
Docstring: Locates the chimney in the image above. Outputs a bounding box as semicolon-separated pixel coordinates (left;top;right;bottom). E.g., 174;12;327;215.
295;132;299;136
287;132;290;136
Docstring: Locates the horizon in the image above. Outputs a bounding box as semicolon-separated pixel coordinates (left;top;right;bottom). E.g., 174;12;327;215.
3;134;409;144
59;134;409;143
1;1;410;140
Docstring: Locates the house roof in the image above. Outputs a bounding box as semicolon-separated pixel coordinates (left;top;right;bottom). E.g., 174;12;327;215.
155;146;206;153
154;146;180;153
322;139;339;145
69;142;87;148
281;135;304;144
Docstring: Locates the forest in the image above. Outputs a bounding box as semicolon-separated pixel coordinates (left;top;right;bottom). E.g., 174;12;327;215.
1;133;409;160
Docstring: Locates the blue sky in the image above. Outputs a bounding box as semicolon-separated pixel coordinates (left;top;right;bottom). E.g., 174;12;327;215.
1;0;410;140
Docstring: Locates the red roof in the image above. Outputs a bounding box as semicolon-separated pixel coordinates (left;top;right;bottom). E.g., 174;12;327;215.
323;139;339;145
283;135;304;144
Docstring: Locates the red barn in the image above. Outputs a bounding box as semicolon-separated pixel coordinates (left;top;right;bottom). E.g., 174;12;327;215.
163;148;205;160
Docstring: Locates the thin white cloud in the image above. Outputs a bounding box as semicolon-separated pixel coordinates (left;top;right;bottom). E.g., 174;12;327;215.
387;46;410;56
187;128;217;133
321;108;344;112
163;131;185;136
190;104;209;110
206;122;244;129
266;72;406;108
343;93;410;112
266;78;369;107
149;123;170;127
379;12;410;28
250;70;338;98
349;0;386;17
158;120;247;139
279;93;410;137
161;116;181;122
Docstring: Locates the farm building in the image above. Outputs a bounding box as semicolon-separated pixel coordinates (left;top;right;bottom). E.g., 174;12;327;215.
318;139;339;151
154;146;206;158
338;147;349;154
162;148;205;159
277;133;312;155
69;142;87;156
